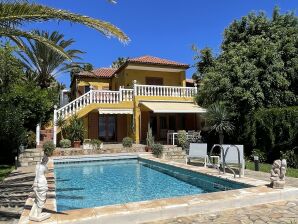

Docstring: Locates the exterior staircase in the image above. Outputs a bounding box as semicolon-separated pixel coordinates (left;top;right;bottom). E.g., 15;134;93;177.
163;145;187;161
18;149;44;167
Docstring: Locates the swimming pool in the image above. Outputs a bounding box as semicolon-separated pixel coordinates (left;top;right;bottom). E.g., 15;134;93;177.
54;157;251;212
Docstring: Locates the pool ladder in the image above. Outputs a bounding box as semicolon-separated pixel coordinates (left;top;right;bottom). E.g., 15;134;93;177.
208;144;242;178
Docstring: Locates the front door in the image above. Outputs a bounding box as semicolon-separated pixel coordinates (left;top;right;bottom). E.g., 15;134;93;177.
99;115;116;141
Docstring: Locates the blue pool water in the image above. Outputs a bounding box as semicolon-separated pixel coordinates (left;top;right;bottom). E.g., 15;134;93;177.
54;158;250;211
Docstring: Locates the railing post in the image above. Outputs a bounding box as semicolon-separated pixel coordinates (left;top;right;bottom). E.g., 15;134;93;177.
36;123;40;147
119;86;122;101
53;105;57;146
133;80;137;96
194;83;198;95
90;90;93;104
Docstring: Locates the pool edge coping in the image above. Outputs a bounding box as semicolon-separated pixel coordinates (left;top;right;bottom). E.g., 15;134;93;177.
18;153;298;224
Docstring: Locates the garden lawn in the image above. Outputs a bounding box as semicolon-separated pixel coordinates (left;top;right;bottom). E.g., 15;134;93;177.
246;161;298;178
0;165;13;181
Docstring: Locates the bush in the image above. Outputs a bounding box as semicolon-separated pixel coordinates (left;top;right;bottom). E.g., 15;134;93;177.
146;125;154;147
122;137;133;148
280;149;298;169
177;130;188;150
152;143;164;158
250;148;266;163
65;115;85;142
43;141;55;156
26;130;36;149
59;139;71;148
245;107;298;162
91;139;102;150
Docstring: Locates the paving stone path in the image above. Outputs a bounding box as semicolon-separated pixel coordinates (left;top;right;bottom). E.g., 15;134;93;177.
0;166;35;224
145;200;298;224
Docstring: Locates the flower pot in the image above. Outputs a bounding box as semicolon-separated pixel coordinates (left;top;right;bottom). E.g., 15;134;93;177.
145;146;152;152
73;140;81;148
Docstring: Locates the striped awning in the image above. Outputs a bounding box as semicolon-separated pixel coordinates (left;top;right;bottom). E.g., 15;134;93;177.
141;101;206;113
98;109;133;114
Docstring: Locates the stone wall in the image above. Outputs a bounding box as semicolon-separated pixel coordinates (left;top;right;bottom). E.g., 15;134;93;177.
52;144;146;157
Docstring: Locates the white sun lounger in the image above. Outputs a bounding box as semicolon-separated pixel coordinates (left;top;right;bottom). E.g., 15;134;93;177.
186;143;208;167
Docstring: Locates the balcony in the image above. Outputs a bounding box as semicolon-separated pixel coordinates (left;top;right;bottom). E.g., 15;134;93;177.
56;84;197;119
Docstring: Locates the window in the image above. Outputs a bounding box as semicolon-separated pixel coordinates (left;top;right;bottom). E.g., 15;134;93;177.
160;116;167;129
145;77;163;85
84;85;90;93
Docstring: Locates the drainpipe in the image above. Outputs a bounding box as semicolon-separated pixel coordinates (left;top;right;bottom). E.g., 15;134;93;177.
53;105;57;146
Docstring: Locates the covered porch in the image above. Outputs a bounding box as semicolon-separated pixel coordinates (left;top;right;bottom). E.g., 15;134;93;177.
139;101;206;143
83;108;134;143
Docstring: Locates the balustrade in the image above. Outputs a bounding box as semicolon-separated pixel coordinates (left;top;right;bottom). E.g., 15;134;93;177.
56;85;197;119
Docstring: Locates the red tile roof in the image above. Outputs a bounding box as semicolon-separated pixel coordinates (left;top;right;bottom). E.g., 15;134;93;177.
127;55;189;68
78;68;116;78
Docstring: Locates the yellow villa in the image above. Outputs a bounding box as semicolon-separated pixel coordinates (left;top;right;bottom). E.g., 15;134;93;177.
54;55;206;144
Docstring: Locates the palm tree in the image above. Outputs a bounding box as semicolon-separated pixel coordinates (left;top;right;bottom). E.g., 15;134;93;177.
18;30;83;88
0;1;129;58
111;57;129;68
206;101;234;144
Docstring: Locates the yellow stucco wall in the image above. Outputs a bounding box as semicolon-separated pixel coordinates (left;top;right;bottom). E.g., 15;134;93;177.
77;77;110;90
114;69;186;88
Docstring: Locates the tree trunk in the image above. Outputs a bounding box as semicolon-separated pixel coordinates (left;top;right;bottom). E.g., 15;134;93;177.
219;132;224;145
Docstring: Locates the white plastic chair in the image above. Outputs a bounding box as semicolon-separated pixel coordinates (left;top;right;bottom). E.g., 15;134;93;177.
221;145;245;177
186;143;208;167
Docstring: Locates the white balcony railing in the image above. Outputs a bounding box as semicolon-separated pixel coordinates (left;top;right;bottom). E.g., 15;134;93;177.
56;84;197;119
53;84;197;144
135;84;197;97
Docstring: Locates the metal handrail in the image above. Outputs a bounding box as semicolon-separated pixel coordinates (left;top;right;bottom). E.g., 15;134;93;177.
224;145;241;178
209;144;223;174
209;144;242;178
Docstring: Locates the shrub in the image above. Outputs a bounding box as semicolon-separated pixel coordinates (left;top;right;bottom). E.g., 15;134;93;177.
43;141;55;156
245;107;298;162
280;149;298;169
59;139;71;148
91;139;102;150
250;148;266;163
26;130;36;148
122;137;133;148
177;130;188;150
152;143;164;158
65;115;85;142
146;124;154;147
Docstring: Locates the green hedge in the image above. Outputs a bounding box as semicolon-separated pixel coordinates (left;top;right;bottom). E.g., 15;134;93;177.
246;106;298;164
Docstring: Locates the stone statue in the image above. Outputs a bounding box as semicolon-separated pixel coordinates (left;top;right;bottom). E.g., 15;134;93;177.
270;159;287;189
29;156;51;222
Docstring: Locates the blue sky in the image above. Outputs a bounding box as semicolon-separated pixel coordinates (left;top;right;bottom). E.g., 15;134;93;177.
29;0;297;87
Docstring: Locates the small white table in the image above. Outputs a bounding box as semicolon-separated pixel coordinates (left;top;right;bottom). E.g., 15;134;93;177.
167;132;178;145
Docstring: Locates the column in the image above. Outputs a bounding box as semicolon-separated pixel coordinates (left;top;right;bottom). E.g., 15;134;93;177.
53;105;57;146
134;107;140;144
36;123;40;147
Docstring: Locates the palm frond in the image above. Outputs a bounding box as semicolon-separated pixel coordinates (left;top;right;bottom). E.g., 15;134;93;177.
1;28;71;59
16;30;83;88
0;2;129;43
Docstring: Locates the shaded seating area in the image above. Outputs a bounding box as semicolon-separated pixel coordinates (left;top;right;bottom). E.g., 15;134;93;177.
167;130;202;145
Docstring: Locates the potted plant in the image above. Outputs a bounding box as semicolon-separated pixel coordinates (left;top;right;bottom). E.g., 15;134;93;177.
65;115;85;148
145;124;154;152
